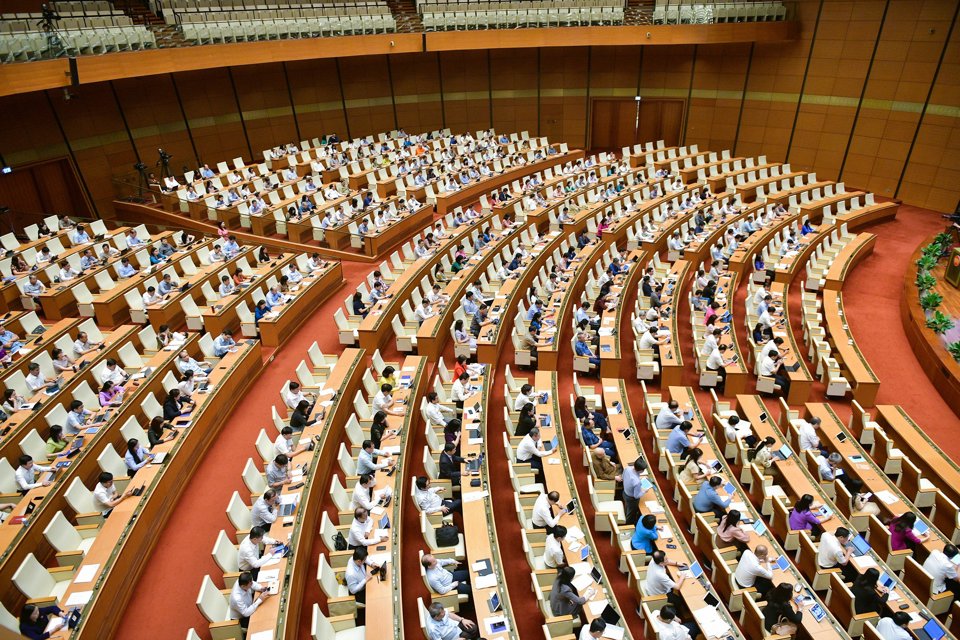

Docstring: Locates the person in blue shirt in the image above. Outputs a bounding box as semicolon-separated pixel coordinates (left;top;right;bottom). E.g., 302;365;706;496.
117;258;137;279
199;164;215;179
801;220;816;235
79;249;98;271
754;254;765;272
665;421;703;457
461;292;479;316
580;416;616;460
148;247;163;265
621;457;651;525
158;274;180;296
0;325;23;354
158;239;176;259
631;514;660;553
213;330;236;357
266;287;284;307
223;236;241;257
693;476;731;519
529;312;543;336
254;299;272;324
72;224;91;245
574;332;599;366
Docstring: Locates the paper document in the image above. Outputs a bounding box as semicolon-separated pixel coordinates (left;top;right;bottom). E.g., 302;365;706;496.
475;574;498;589
74;564;100;584
645;501;665;514
64;591;93;607
370;506;385;516
851;555;877;570
368;554;390;566
603;386;619;393
249;631;274;640
383;446;402;455
463;491;489;503
374;528;389;539
572;574;594;592
279;494;298;505
572;562;591;576
602;625;625;640
484;616;509;635
587;599;609;616
566;527;585;541
874;490;898;505
547;458;561;465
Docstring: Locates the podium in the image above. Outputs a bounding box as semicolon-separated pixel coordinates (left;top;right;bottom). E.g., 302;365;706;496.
946;247;960;288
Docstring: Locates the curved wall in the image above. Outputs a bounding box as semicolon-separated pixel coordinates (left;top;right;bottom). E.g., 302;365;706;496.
0;0;958;216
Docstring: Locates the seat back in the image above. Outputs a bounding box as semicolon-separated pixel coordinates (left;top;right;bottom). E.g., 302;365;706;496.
212;530;239;573
316;554;340;598
243;458;267;495
65;477;98;514
97;446;128;478
256;430;274;462
119;416;148;445
19;429;48;462
12;553;54;599
43;510;83;552
226;491;251;531
196;575;229;623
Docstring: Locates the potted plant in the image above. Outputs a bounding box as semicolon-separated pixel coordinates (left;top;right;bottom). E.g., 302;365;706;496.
949;341;960;363
916;271;936;292
920;291;944;311
916;254;937;272
925;311;955;334
933;232;954;256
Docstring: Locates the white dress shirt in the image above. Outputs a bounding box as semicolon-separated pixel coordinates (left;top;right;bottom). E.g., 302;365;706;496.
875;617;912;640
734;550;773;587
415;486;444;513
345;559;371;595
347;516;376;547
16;463;50;491
93;482;116;514
450;379;470;403
655;405;683;430
817;532;846;568
706;348;725;371
251;496;277;528
100;366;126;386
228;580;264;620
759;355;778;377
532;493;560;528
656;617;692;640
798;421;820;451
238;533;277;571
352;482;380;511
283;388;306;411
516;435;549;462
25;372;47;392
544;534;565;568
424;401;453;426
644;560;676;596
514;392;533;411
922;549;958;594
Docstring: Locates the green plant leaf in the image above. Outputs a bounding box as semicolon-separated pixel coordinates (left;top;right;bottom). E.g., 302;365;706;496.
949;341;960;363
916;271;937;291
920;291;944;311
926;311;955;335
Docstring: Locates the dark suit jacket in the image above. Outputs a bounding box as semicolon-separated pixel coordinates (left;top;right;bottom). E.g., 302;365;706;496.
438;452;465;483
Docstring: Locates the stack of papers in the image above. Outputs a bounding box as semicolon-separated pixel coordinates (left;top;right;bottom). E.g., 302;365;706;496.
874;490;898;505
691;604;731;637
566;527;585;541
463;491;488;503
587;599;609;615
645;501;665;514
475;574;498;589
74;564;99;584
572;573;594;592
65;591;93;607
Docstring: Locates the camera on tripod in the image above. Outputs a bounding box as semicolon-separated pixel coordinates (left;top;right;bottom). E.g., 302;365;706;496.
38;3;61;29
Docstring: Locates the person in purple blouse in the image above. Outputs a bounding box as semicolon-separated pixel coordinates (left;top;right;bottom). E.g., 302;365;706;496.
788;494;831;538
889;512;929;551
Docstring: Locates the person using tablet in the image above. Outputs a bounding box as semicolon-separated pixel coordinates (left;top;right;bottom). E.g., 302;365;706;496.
734;544;774;599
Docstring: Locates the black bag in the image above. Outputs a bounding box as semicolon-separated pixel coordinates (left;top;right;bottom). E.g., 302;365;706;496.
333;531;348;551
435;523;459;547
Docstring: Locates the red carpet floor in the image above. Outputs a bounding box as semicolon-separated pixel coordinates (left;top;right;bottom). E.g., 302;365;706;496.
116;204;960;639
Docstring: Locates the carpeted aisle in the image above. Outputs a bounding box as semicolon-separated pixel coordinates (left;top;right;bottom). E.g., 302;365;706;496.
840;206;960;457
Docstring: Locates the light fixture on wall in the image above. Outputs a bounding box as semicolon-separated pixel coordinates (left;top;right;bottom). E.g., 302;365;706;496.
0;154;11;175
634;96;642;101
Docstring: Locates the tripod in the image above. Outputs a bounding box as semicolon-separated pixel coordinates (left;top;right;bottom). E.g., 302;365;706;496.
156;149;173;180
134;162;149;200
38;6;68;59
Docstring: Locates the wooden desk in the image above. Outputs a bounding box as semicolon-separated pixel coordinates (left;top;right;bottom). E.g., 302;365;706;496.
601;379;744;640
823;233;875;291
767;282;814;405
434;150;583;215
245;349;365;640
531;371;632;632
736;171;806;204
678;157;745;184
727;209;804;277
663;387;846;640
257;261;344;348
799;404;945;557
598;248;646;379
359;204;435;257
735;396;932;631
456;368;519;640
822;291;879;407
706;163;780;195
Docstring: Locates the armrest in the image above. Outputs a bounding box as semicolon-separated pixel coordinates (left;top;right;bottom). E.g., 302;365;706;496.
222;570;241;587
75;511;104;526
75;523;101;537
26;596;59;607
49;566;76;581
328;613;358;632
54;551;84;568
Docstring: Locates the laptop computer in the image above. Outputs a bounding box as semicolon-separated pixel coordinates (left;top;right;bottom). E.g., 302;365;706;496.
566;499;577;513
785;361;801;372
539;414;552;427
591;566;603;583
774;555;790;571
278;501;297;517
723;481;736;495
752;520;767;535
379;513;390;529
850;534;871;556
878;572;896;590
773;444;792;461
544;435;559;452
688;562;704;579
600;604;621;625
465;455;482;473
580;545;590;561
915;618;947;640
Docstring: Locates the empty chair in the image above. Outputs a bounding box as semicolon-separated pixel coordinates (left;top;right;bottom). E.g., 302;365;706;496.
43;511;97;567
311;603;364;640
13;553;75;604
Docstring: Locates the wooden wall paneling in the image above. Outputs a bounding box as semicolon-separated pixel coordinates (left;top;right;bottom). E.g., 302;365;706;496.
489;49;539;140
0;91;69;169
899;5;960;212
736;0;822;162
230;62;298;157
285;58;349;144
45;83;139;215
788;0;886;182
174;68;250;170
438;50;492;135
540;47;589;148
112;74;198;177
638;45;693;147
684;42;752;154
587;46;643;149
390;52;444;134
337;55;396;140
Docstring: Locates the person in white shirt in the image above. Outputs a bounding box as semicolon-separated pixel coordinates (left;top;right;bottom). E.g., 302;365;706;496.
543;525;567;569
352;473;391;511
423;391;455;427
655;400;684;430
237;526;278;576
99;359;128;387
142;286;162;306
228;572;270;629
514;384;535;411
15;454;52;491
25;363;56;392
734;545;774;598
273;426;312;459
797;417;824;453
73;331;102;356
422;554;470;596
644;551;686;598
531;490;566;531
700;328;721;356
57;261;78;282
176;351;210;378
818;527;856;583
92;471;132;517
414;476;460;514
450;372;471;410
251;490;279;528
372;384;404;416
356;440;394;475
654;605;697;640
516;428;554;476
347;507;387;549
283;381;314;412
414;301;436;325
922;544;960;600
876;612;914;640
